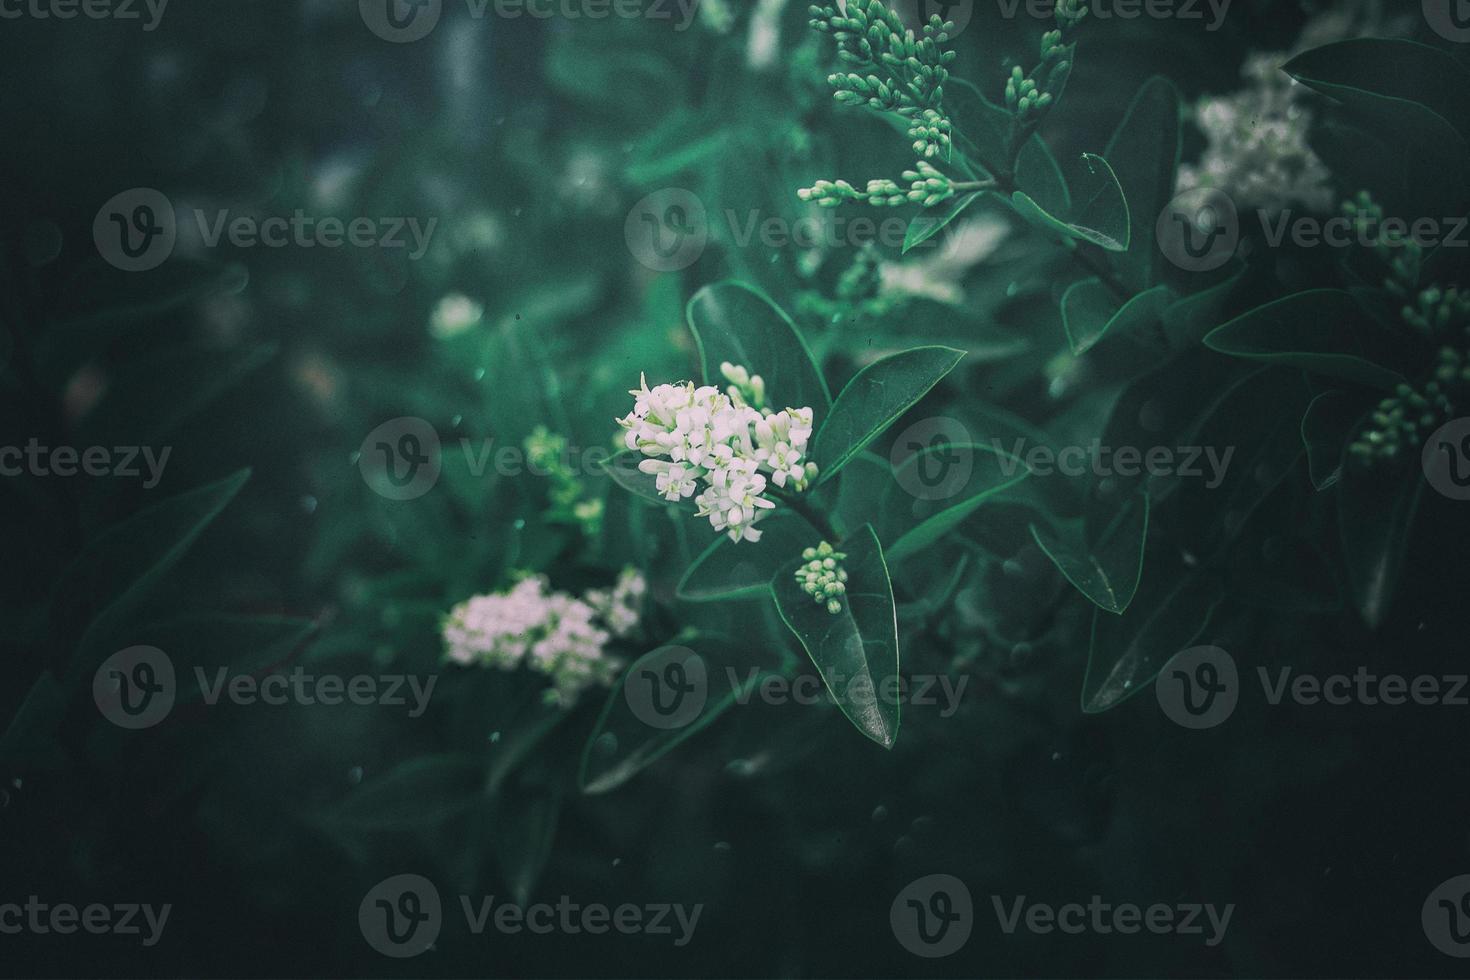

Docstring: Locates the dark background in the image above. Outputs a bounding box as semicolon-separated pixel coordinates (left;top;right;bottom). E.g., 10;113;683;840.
3;0;1470;976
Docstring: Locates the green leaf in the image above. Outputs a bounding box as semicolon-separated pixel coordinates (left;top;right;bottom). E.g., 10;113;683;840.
880;443;1031;563
53;469;251;682
1204;290;1408;389
1284;39;1470;144
1010;153;1130;252
1033;488;1150;615
1104;77;1183;291
676;511;821;602
1339;454;1423;629
770;525;900;748
579;635;774;794
1301;390;1363;491
903;191;983;254
814;346;965;484
1284;40;1470;211
1082;563;1224;713
491;785;563;905
687;280;830;412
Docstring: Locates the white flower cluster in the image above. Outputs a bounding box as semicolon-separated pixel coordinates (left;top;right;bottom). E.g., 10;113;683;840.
442;569;645;706
617;363;818;543
1176;53;1334;218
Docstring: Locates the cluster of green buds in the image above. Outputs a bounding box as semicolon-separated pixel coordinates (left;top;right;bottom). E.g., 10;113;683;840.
1005;65;1053;120
799;160;957;209
1402;286;1470;338
809;2;957;159
796;541;849;615
1004;5;1084;126
1341;191;1424;298
1350;345;1469;462
525;426;603;535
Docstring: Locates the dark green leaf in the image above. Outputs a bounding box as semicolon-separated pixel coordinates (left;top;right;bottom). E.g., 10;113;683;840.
1204;290;1408;389
1082;563;1224;713
1010;153;1129;252
814;346;965;484
1339;454;1423;629
903;191;983;254
1104;76;1183;291
1032;490;1150;615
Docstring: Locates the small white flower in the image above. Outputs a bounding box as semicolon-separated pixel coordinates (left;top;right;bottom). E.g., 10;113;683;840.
616;364;818;543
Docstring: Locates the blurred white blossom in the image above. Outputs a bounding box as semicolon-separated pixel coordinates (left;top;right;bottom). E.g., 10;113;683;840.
443;570;645;706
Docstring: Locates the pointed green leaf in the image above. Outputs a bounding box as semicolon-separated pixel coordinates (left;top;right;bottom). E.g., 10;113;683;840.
903;191;984;254
598;451;695;509
1032;491;1150;615
770;525;900;748
814;346;965;484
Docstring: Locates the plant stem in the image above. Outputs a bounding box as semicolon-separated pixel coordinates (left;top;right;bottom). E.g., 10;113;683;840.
774;488;841;543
